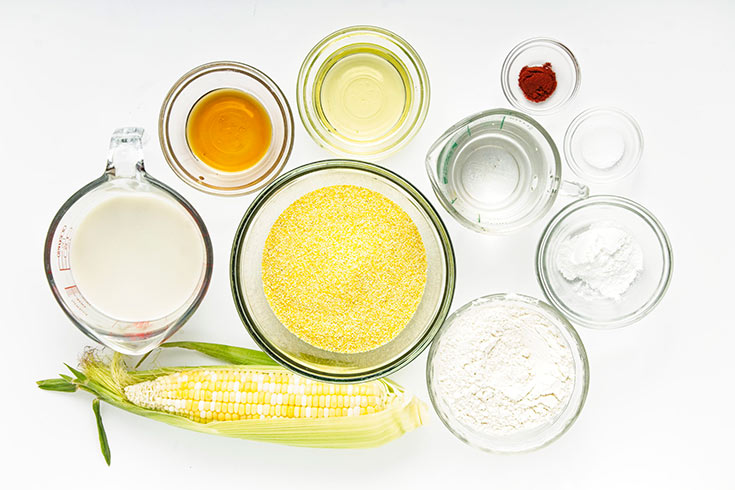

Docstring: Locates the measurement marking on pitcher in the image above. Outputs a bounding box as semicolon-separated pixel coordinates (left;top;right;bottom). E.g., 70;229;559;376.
441;142;458;184
64;284;90;315
56;225;73;271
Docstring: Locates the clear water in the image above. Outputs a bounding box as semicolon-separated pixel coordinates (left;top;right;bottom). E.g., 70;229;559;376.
438;119;550;227
452;133;526;208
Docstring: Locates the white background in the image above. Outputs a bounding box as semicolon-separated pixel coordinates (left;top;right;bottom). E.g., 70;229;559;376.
2;0;733;488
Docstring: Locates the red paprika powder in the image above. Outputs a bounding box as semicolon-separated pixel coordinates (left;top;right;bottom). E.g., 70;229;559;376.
518;63;557;103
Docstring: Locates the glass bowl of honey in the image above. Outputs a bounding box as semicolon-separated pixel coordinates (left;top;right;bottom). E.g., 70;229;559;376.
159;61;294;196
297;26;430;161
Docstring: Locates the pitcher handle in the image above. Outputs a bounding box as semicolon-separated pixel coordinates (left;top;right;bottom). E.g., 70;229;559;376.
560;179;589;199
106;127;146;178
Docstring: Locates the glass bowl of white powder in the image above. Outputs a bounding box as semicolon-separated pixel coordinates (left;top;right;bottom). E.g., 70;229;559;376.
426;293;589;453
536;195;673;329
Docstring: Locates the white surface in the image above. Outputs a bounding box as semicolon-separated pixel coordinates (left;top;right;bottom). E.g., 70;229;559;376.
2;0;733;488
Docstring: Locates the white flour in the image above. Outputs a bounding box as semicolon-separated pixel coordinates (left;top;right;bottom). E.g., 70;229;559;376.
433;300;575;435
556;223;643;301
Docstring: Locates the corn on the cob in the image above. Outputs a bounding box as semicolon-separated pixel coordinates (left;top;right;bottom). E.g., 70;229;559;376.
38;342;427;465
124;368;388;422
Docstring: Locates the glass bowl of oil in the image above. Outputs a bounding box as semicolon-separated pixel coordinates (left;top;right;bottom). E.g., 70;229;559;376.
297;26;430;161
159;61;294;196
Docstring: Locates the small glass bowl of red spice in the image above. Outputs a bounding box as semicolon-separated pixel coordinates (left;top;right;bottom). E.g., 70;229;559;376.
501;38;581;115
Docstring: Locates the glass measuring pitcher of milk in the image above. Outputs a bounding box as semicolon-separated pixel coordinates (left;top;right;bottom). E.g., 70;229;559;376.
44;128;213;355
426;109;588;234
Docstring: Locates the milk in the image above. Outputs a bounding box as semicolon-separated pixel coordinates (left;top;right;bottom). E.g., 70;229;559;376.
70;192;206;321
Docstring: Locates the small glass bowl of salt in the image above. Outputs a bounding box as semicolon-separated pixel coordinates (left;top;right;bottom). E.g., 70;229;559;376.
536;195;673;329
564;107;644;183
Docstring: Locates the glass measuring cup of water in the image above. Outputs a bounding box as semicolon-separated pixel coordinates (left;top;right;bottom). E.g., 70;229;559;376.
426;109;588;234
44;128;213;355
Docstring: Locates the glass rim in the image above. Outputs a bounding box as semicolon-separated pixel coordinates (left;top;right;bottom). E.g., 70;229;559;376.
230;159;456;382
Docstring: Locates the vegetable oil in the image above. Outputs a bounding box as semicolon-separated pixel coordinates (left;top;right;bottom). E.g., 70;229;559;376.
314;46;411;142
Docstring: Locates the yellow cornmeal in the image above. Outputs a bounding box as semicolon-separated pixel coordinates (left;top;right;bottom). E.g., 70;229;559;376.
262;185;427;353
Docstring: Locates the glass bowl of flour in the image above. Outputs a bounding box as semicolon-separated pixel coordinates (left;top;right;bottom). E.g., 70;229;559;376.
426;293;589;453
536;195;673;329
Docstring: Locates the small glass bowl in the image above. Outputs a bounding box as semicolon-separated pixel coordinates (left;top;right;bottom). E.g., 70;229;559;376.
536;196;673;329
426;293;589;453
501;38;581;116
230;160;455;382
159;61;294;196
297;25;430;160
564;107;644;183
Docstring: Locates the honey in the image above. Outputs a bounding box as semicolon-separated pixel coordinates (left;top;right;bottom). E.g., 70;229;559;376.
186;88;272;172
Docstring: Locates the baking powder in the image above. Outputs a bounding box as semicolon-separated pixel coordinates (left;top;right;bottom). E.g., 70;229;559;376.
556;223;643;300
433;300;575;435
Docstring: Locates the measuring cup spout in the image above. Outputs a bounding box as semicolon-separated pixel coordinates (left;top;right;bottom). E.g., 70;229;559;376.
560;179;590;199
106;127;146;178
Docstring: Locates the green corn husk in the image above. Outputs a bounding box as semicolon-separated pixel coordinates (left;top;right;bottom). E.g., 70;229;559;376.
38;342;427;462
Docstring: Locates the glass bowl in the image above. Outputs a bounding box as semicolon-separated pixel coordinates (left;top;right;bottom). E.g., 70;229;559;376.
501;38;581;116
230;160;455;382
297;25;430;160
536;196;673;329
426;293;589;453
564;107;644;183
159;61;294;196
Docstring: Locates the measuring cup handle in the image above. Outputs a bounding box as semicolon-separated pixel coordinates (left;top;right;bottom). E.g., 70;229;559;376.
106;127;146;178
560;179;589;199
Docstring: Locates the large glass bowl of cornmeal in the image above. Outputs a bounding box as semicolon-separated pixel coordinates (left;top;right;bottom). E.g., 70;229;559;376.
231;160;455;382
